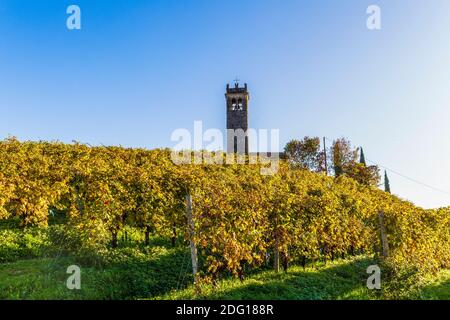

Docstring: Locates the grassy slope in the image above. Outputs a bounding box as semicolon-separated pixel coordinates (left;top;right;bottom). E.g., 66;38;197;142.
0;252;448;300
161;258;449;300
417;270;450;300
157;256;376;300
0;245;194;300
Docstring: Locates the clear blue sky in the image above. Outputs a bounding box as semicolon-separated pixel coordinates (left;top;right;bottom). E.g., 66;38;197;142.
1;0;450;209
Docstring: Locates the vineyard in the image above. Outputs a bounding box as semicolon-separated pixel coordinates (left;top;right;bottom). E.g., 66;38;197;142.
0;137;449;299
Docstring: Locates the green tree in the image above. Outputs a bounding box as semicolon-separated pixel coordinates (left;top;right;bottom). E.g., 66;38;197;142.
384;170;391;193
331;138;357;177
344;162;380;187
284;137;325;172
332;141;379;186
359;147;366;165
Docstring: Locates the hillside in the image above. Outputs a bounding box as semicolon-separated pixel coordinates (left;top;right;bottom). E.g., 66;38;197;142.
0;138;449;299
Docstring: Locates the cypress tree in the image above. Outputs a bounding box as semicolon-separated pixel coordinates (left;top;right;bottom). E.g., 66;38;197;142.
359;147;366;166
384;170;391;193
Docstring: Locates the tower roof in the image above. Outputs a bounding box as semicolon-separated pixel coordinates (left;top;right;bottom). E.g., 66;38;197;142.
226;82;248;94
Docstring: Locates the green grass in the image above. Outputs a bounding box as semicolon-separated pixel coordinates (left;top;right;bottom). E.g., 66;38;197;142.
159;258;450;300
417;270;450;300
0;245;194;300
0;226;448;300
1;251;447;300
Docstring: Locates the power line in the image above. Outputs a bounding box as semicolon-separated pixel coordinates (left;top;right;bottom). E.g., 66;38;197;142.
366;158;450;197
323;136;450;196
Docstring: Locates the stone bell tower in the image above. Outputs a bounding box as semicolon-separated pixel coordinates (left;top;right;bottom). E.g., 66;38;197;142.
225;81;249;154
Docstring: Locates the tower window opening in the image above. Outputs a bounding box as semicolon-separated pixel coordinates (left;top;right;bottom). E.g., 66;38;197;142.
231;98;237;110
237;98;243;110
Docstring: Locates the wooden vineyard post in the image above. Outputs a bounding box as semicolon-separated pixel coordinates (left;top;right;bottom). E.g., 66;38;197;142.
185;193;200;294
274;237;280;272
274;216;280;273
378;211;389;258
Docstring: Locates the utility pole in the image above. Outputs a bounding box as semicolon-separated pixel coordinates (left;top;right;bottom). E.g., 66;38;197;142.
323;137;328;176
185;193;199;292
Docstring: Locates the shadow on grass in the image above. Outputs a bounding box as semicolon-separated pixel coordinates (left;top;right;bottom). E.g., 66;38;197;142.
0;228;381;300
0;240;194;300
191;257;378;300
94;246;193;299
418;279;450;300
